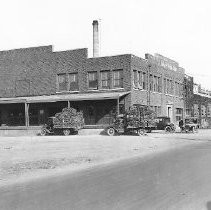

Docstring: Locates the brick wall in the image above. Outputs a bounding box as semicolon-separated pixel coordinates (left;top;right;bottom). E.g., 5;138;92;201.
0;46;88;98
131;54;185;123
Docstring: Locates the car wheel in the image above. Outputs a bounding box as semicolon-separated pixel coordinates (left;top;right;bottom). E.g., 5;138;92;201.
63;129;70;136
146;129;152;133
107;127;116;136
40;129;47;136
137;129;146;136
165;126;171;133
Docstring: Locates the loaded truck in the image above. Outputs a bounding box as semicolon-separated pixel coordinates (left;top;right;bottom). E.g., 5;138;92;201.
106;105;156;136
40;107;84;136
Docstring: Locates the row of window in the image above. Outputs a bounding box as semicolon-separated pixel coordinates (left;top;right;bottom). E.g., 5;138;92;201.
133;70;183;96
57;70;183;96
57;70;123;92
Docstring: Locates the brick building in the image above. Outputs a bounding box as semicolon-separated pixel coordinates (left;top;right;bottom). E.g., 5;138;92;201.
184;75;211;128
0;44;185;128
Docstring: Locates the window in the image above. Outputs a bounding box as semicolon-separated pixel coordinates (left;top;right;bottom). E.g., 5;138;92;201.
158;77;162;93
179;83;183;97
170;80;174;95
143;72;147;90
149;74;153;91
157;106;161;116
164;78;167;93
176;108;183;122
165;78;173;95
68;73;78;91
133;70;138;88
176;108;182;115
88;72;98;89
57;73;79;92
100;71;110;89
57;74;67;91
153;76;160;92
175;82;178;96
113;70;123;88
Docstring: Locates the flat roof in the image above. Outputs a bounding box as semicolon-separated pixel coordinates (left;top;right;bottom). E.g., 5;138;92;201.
0;91;130;104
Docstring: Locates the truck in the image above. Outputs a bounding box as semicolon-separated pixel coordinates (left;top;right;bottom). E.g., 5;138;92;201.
40;107;84;136
106;105;156;136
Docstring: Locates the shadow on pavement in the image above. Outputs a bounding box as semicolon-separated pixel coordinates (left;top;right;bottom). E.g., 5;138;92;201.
207;201;211;210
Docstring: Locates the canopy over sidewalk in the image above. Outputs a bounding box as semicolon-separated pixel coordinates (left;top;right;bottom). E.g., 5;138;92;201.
0;91;130;104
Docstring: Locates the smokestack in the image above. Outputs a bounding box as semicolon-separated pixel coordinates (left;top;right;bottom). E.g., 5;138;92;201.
92;20;100;57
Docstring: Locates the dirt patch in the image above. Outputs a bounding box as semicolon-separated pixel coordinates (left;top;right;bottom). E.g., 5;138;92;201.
0;132;206;186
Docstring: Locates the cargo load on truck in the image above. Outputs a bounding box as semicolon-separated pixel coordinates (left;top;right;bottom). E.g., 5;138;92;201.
40;107;84;136
106;105;156;136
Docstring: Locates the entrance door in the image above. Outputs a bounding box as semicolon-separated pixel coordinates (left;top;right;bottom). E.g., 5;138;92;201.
85;105;96;125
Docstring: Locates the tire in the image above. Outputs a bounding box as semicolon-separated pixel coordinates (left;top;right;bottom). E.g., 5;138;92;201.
165;126;171;133
40;129;47;136
63;129;70;136
146;129;152;133
192;126;198;133
107;127;116;136
137;129;146;136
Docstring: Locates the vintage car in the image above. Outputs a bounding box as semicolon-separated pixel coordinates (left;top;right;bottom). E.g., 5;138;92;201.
154;116;175;132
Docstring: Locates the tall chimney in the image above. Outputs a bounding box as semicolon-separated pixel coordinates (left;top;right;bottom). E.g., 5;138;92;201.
92;20;99;57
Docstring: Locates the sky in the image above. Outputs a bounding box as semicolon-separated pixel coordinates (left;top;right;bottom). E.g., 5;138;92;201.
0;0;211;89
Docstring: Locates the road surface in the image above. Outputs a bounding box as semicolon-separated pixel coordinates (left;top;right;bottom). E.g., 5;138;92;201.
1;141;211;210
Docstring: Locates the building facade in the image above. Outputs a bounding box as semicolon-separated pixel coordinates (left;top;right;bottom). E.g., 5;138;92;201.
0;45;185;128
184;75;211;128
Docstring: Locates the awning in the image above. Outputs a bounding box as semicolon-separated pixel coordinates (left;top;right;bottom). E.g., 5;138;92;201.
0;91;130;104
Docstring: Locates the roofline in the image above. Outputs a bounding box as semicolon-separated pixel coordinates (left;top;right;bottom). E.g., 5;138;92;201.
0;45;53;53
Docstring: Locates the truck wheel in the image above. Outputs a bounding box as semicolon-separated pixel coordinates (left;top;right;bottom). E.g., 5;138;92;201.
40;129;47;136
107;127;115;136
137;129;145;136
192;126;198;133
63;129;70;136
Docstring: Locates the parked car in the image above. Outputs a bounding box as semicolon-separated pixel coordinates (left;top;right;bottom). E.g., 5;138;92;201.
154;116;175;132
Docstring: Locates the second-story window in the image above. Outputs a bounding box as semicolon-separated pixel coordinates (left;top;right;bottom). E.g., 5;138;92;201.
149;74;153;91
142;72;147;90
158;77;162;92
101;71;110;89
113;69;123;88
68;73;78;91
57;73;67;91
133;70;138;88
88;71;98;89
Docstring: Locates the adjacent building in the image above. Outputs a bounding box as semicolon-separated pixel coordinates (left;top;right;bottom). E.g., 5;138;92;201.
184;75;211;128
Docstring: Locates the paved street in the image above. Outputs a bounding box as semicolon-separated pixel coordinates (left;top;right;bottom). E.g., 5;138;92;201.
0;134;211;210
